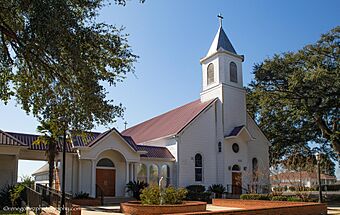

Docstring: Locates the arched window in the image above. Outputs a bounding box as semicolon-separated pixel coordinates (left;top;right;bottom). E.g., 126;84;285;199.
232;164;241;171
252;158;258;182
230;62;237;83
218;142;222;153
161;165;170;186
97;158;115;168
207;63;214;85
149;164;159;185
195;153;203;182
136;163;147;182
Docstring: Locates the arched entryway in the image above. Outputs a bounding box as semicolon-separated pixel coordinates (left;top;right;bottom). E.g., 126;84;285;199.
231;164;242;194
96;158;116;196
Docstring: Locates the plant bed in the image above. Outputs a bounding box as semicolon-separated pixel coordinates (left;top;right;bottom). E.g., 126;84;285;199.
211;199;327;215
120;201;207;215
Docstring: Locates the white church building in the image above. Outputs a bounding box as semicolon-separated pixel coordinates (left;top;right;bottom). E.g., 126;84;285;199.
0;21;270;198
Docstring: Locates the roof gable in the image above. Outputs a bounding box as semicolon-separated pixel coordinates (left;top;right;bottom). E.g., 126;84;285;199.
122;99;216;144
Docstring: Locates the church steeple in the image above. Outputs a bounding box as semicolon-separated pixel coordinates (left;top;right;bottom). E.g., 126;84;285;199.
200;14;245;102
207;14;237;56
200;15;247;135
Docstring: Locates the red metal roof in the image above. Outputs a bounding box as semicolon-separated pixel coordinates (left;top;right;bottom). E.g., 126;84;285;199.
137;145;175;159
0;130;26;146
122;99;216;144
7;131;74;152
1;130;174;159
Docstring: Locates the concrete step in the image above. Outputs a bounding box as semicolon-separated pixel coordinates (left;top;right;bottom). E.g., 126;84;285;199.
103;197;134;205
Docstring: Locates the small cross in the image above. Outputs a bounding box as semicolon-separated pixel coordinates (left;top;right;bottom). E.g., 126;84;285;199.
217;13;223;27
124;121;128;130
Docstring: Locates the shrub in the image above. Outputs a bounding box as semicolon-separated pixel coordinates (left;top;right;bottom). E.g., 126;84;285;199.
186;185;206;193
74;191;90;199
288;186;296;191
20;175;35;188
240;194;270;200
10;184;25;206
287;197;302;202
163;186;188;204
0;185;13;208
140;186;188;205
185;185;211;202
140;186;160;205
271;196;288;201
271;191;283;196
208;184;226;198
126;180;148;200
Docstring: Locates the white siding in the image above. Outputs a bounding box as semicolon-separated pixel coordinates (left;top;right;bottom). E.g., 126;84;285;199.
178;104;217;187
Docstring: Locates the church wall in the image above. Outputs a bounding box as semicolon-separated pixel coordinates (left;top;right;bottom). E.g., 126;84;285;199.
79;159;92;195
246;115;270;187
177;104;217;188
224;138;249;187
223;86;247;135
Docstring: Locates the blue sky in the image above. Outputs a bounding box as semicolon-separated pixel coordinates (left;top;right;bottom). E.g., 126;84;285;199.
2;0;339;179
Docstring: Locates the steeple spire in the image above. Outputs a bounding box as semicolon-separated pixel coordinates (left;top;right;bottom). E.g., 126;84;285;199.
206;16;237;56
217;13;223;27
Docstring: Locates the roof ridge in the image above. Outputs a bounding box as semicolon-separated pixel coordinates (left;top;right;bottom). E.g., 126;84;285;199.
123;99;201;132
122;98;217;144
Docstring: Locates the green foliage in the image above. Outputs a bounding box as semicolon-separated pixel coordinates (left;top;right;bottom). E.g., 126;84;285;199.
207;184;226;198
0;185;13;208
140;186;188;205
273;186;287;192
185;185;211;202
19;175;34;188
10;184;25;207
186;185;206;193
74;192;90;199
34;120;61;189
140;186;160;205
162;186;187;205
247;26;340;169
0;0;139;132
126;180;148;200
240;194;271;200
271;196;288;201
287;197;303;202
288;186;296;192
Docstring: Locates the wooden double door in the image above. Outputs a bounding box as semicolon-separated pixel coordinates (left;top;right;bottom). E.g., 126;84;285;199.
96;168;116;196
232;172;242;195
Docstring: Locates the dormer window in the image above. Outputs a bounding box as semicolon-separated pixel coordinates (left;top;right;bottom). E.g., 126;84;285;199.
207;63;214;85
230;62;237;83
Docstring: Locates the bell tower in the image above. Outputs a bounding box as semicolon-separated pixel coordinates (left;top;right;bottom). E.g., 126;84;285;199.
200;14;247;134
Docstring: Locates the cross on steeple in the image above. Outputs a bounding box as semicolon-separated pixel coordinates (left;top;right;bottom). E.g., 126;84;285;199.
124;121;128;130
217;13;223;27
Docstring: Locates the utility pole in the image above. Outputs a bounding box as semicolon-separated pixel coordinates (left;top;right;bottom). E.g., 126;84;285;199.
60;127;67;215
315;153;323;203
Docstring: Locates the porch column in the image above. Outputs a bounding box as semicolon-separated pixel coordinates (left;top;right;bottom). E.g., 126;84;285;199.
78;160;82;192
125;162;130;197
14;155;18;184
91;160;96;198
133;163;137;181
129;163;134;181
146;164;150;184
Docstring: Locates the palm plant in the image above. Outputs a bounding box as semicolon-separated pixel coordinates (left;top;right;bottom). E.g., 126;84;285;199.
34;120;60;189
126;180;148;200
208;184;226;198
